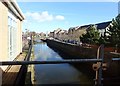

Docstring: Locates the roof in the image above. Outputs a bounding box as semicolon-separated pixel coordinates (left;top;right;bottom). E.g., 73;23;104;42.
54;28;62;34
2;0;25;20
80;25;91;28
96;21;112;29
77;21;111;30
12;0;25;20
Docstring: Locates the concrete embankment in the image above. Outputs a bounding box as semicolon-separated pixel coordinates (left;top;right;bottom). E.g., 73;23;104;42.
25;47;36;86
46;39;120;85
46;39;120;59
46;39;98;59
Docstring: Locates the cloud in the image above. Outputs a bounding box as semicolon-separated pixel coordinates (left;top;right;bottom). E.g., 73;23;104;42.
25;11;53;22
55;15;65;20
25;11;65;22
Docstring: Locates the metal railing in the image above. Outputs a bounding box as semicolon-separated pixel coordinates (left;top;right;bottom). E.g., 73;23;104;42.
0;59;102;65
1;43;120;86
15;35;33;85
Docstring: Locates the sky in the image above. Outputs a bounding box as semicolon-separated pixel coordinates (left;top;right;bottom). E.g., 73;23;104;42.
18;2;119;33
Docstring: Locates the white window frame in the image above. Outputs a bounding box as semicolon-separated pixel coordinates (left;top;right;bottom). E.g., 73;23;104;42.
8;11;17;61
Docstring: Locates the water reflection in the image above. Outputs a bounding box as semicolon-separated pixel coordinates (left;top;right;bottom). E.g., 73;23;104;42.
34;43;62;61
33;42;93;85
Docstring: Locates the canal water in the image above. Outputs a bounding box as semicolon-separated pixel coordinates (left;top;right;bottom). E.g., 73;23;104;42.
33;41;93;85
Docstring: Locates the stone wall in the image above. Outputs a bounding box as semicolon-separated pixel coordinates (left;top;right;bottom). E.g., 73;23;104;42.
46;39;120;59
46;39;120;81
46;39;98;59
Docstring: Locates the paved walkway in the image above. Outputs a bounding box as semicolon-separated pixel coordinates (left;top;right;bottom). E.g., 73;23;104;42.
2;52;27;85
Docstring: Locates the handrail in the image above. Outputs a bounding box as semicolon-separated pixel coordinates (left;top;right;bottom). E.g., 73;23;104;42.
0;58;120;65
0;59;102;65
1;41;120;86
24;40;32;61
14;35;33;85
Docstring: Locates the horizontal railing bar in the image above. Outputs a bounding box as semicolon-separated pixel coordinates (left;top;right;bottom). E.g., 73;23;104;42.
0;59;102;65
0;58;120;66
112;58;120;61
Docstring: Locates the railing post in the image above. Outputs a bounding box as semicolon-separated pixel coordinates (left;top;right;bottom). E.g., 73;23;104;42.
14;36;33;85
94;44;104;86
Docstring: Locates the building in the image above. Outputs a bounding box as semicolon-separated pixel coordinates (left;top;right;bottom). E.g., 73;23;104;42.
74;25;90;41
85;21;111;36
96;21;112;36
67;25;89;42
48;31;54;38
53;28;62;39
55;30;68;41
39;32;46;38
66;21;111;42
0;0;25;70
48;21;111;43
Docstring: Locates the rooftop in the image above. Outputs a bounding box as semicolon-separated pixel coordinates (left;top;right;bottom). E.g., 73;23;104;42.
2;0;25;20
96;21;112;29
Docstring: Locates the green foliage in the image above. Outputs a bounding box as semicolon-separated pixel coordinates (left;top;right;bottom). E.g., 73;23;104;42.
98;35;109;45
99;36;105;44
79;14;120;47
80;25;100;44
106;14;120;47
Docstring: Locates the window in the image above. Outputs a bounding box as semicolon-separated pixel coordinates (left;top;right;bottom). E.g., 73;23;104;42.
8;11;17;61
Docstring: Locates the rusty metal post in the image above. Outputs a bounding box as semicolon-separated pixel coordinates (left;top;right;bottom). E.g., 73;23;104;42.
94;44;104;86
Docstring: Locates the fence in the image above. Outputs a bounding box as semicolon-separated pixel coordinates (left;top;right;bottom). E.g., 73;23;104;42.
0;42;120;85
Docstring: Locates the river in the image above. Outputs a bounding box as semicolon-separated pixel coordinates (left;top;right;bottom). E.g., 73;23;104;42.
33;41;93;85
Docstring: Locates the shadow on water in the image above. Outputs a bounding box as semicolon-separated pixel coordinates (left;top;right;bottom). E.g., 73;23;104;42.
46;43;95;74
46;43;95;81
33;42;94;85
46;42;120;86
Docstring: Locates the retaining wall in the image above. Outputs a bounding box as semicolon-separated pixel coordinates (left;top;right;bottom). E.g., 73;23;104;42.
46;39;98;59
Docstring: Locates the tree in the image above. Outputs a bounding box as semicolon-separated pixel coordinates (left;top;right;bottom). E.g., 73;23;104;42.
31;31;36;37
80;25;100;44
106;14;120;47
98;35;107;45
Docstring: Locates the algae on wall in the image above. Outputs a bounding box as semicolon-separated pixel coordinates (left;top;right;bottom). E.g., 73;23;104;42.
25;48;36;86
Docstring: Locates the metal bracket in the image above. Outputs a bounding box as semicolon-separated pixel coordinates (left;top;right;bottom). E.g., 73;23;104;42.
92;62;108;71
94;44;104;86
